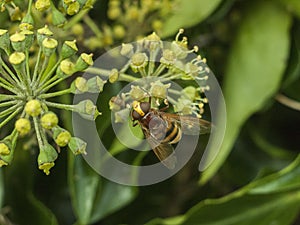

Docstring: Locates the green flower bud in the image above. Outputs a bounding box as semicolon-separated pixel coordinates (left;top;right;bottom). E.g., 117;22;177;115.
152;19;163;32
41;112;59;129
0;159;8;167
71;24;84;36
25;99;42;117
114;108;130;123
20;29;34;50
37;25;53;46
150;81;171;99
83;0;96;9
51;3;67;27
67;1;80;15
53;127;71;147
0;143;10;155
68;137;87;155
174;98;193;115
21;13;34;26
113;25;125;39
0;135;16;166
144;32;162;51
15;118;31;136
130;53;148;72
74;53;93;71
38;144;58;175
9;6;22;21
75;100;101;120
61;40;78;59
120;43;134;57
64;0;74;4
10;32;26;52
129;85;146;100
70;77;88;93
35;0;51;11
160;49;176;67
182;86;197;101
57;59;75;78
0;29;11;53
42;38;58;57
107;6;121;20
109;95;125;112
109;68;119;83
9;52;25;66
87;76;106;93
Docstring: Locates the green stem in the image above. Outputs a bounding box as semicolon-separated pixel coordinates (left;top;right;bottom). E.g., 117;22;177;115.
0;79;20;95
0;103;22;118
0;107;22;128
0;94;21;102
85;67;111;77
25;50;32;91
64;8;91;30
40;88;72;99
0;68;20;88
0;100;19;108
152;63;166;77
161;74;182;82
119;73;139;82
38;77;63;94
33;117;44;148
44;101;75;111
138;67;147;77
34;55;50;87
31;47;42;85
82;14;103;38
1;57;22;85
39;60;61;86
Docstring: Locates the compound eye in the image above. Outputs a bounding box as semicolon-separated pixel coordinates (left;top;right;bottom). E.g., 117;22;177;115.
131;110;142;120
140;102;150;114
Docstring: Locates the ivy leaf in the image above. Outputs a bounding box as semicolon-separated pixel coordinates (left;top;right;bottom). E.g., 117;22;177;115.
0;169;3;208
199;1;292;184
276;0;300;19
161;0;223;37
145;155;300;225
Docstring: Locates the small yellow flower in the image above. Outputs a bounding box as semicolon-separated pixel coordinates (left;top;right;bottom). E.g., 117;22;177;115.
41;112;59;129
25;100;42;117
0;143;10;155
15;118;31;136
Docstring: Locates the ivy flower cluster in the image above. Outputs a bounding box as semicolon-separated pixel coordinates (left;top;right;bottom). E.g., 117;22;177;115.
89;29;210;123
0;0;95;27
0;23;102;175
84;0;176;49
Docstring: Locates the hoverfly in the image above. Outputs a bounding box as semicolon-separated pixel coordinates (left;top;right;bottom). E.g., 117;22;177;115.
131;98;211;169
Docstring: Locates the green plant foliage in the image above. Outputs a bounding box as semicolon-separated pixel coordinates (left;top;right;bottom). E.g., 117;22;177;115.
161;0;223;37
146;156;300;225
200;0;292;184
0;0;300;225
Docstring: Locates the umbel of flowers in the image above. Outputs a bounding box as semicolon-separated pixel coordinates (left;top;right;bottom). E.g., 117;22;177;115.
0;23;103;175
99;29;210;123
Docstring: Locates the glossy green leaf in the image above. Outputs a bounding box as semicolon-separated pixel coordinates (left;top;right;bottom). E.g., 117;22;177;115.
4;146;59;225
69;155;100;224
181;191;300;225
161;0;223;37
146;154;300;225
277;0;300;18
89;181;137;223
200;1;292;184
0;169;3;208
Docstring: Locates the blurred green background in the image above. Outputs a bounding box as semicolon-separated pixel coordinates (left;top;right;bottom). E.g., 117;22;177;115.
1;0;300;224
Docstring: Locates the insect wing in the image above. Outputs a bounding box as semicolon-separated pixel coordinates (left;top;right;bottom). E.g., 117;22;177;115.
141;126;177;169
160;113;211;135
